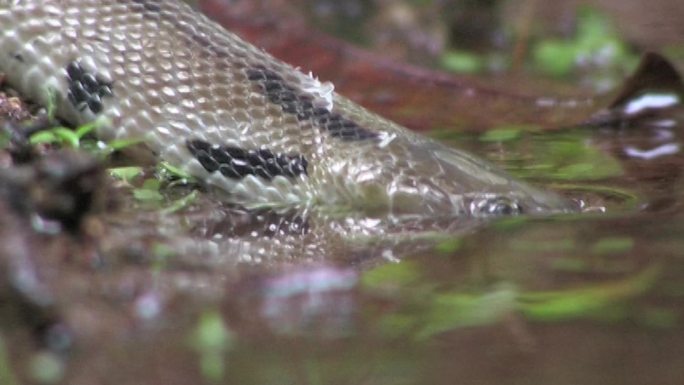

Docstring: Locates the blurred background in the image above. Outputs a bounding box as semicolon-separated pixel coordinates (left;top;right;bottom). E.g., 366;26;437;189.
199;0;684;92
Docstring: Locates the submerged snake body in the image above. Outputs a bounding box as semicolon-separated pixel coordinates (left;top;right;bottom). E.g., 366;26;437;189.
0;0;573;216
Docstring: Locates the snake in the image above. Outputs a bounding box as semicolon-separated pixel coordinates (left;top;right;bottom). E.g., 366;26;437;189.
0;0;575;217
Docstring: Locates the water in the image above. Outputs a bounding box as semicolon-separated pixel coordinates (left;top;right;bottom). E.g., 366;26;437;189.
48;103;682;384
221;116;683;385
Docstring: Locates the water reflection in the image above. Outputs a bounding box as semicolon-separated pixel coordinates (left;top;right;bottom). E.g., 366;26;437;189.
622;92;680;116
624;143;679;160
260;266;358;337
7;84;684;385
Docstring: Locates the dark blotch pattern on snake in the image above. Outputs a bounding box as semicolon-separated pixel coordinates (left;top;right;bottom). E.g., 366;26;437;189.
246;66;378;141
187;139;308;180
65;61;114;114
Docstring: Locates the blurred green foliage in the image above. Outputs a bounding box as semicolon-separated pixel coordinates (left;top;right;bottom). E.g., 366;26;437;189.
591;236;635;255
362;260;665;339
439;5;639;90
441;50;485;74
29;352;64;384
436;128;624;182
29;123;96;149
133;178;164;203
479;124;537;142
0;336;19;385
190;310;234;383
504;131;624;181
532;7;639;83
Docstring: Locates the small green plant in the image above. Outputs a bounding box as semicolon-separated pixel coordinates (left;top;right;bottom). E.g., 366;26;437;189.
161;190;199;214
158;161;195;182
27;118;200;210
133;178;165;203
108;166;144;183
29;120;144;156
29;122;96;148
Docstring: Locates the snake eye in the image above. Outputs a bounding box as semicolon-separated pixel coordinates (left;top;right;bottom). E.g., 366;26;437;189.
470;196;523;216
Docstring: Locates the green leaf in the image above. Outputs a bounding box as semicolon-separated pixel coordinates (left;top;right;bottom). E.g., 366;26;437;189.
53;127;80;148
141;178;161;191
108;166;143;183
161;190;199;214
133;188;164;202
159;161;194;181
441;50;484;74
29;127;80;148
75;122;97;138
29;131;59;145
133;178;164;202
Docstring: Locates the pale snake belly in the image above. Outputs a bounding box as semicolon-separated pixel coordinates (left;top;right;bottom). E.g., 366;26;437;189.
0;0;575;217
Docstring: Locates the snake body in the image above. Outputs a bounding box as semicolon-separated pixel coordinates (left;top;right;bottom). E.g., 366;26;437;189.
0;0;574;216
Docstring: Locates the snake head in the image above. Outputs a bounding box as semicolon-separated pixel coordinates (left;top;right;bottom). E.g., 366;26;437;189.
315;133;577;218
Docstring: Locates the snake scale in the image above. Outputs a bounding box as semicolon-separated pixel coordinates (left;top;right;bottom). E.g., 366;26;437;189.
0;0;574;217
